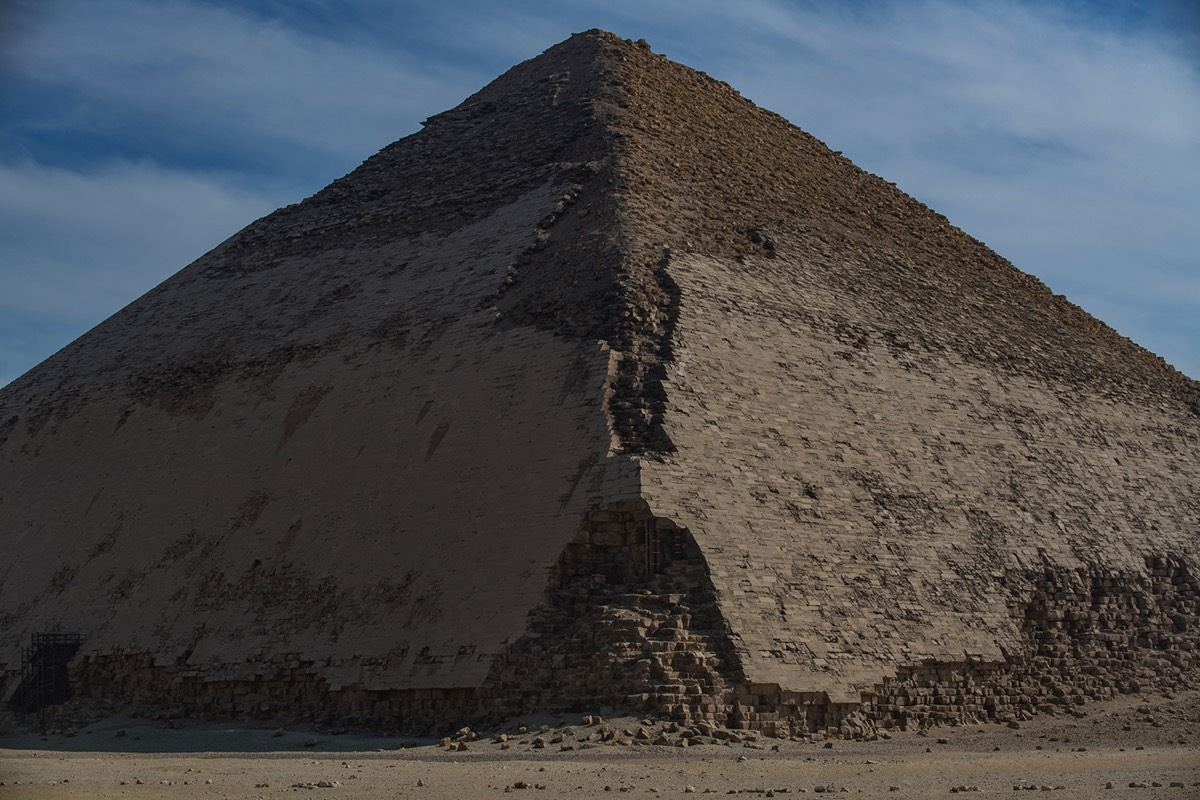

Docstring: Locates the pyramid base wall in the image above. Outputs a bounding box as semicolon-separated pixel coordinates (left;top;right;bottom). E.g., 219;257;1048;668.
712;554;1199;738
39;654;480;734
11;553;1198;737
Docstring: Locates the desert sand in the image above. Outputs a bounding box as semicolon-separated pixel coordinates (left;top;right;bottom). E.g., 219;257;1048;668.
1;690;1196;799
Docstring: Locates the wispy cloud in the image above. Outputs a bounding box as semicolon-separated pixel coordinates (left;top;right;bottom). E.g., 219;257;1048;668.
1;0;1197;384
5;0;483;174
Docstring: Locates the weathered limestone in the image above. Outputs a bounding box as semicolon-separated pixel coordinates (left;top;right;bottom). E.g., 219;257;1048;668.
1;30;1196;735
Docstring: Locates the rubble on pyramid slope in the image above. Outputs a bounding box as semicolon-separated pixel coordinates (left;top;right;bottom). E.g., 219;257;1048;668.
0;31;1196;736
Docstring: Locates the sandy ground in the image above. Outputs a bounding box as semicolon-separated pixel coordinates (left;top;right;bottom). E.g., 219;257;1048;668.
1;691;1197;800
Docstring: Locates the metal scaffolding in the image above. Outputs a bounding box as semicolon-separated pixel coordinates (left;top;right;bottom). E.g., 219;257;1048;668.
12;632;84;729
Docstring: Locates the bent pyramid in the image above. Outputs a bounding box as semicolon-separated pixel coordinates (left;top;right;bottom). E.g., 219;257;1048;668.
2;31;1197;734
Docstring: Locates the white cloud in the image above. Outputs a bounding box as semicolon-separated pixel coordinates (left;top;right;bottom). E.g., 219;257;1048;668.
8;0;481;165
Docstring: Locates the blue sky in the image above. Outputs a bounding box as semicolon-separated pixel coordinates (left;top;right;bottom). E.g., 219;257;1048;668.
1;0;1198;386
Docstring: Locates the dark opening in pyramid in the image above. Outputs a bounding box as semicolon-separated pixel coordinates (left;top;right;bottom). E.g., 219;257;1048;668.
1;30;1197;735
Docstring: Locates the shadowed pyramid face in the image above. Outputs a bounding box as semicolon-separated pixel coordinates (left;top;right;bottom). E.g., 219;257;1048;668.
1;30;1196;733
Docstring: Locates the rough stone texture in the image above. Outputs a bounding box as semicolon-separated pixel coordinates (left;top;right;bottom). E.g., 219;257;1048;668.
0;30;1196;734
641;247;1198;704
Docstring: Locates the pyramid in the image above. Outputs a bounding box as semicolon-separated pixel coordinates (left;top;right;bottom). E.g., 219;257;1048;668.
2;31;1197;735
